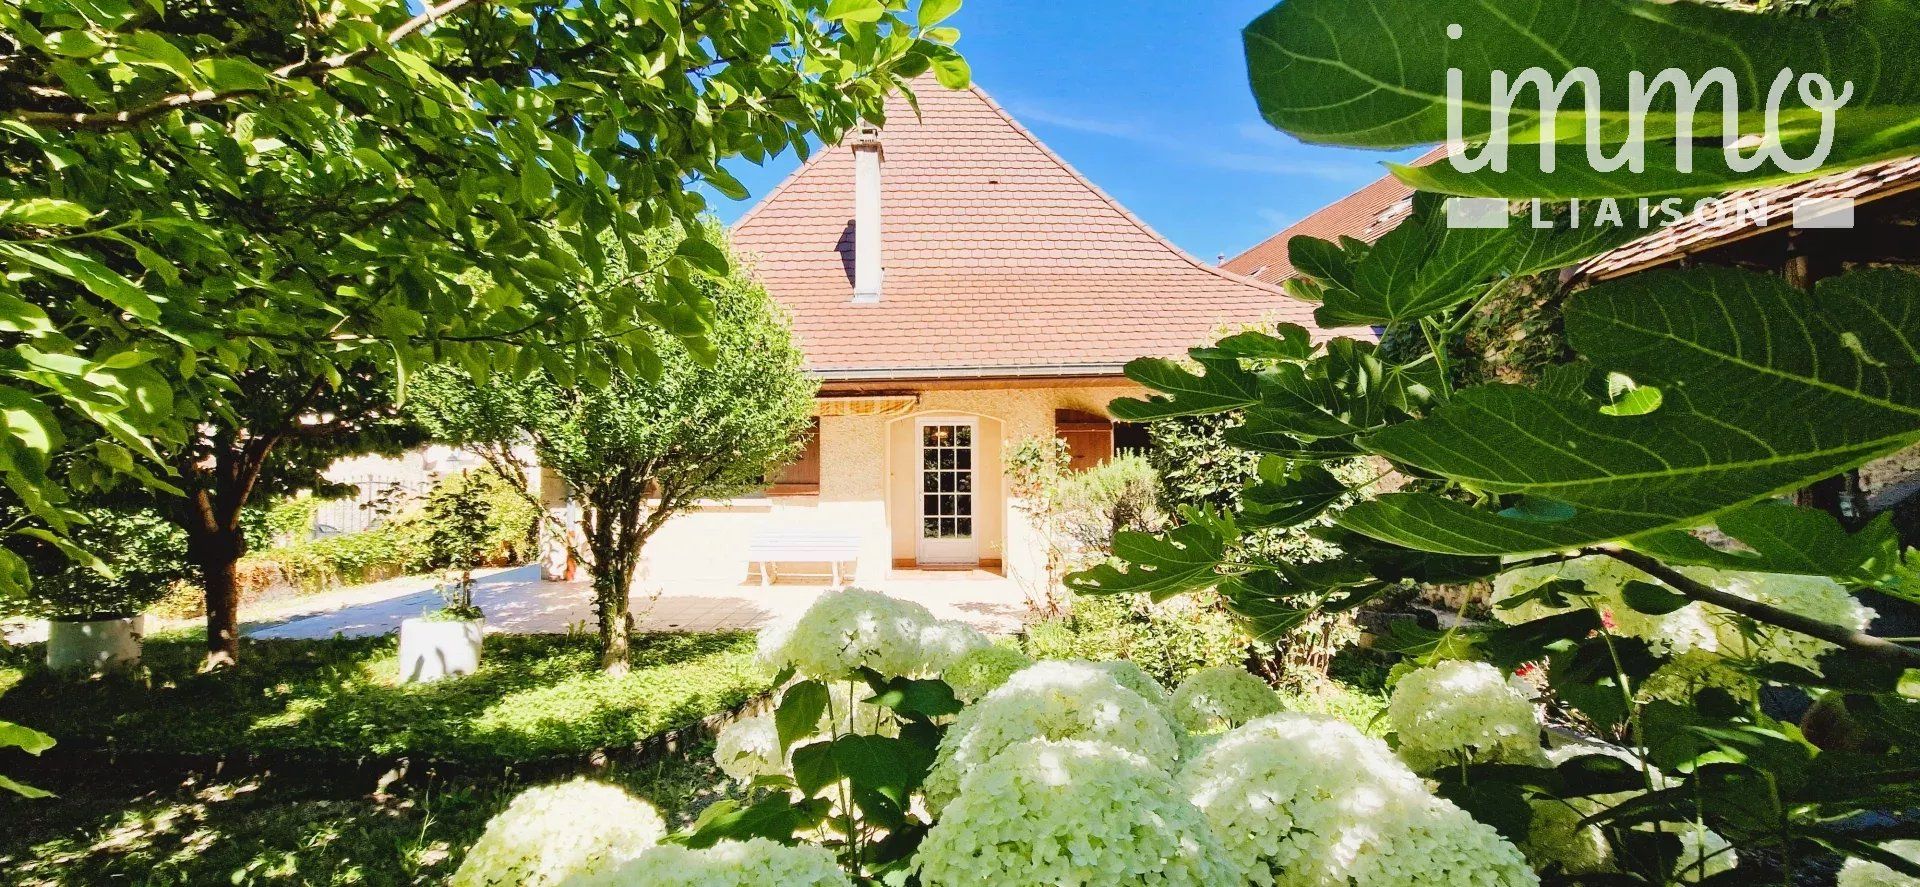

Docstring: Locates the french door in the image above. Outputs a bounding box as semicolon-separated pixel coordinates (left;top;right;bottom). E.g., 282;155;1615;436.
916;419;978;565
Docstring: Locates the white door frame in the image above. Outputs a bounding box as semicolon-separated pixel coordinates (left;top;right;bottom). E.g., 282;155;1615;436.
915;417;979;566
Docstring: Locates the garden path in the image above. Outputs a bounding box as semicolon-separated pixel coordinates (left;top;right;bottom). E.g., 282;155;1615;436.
247;565;1036;640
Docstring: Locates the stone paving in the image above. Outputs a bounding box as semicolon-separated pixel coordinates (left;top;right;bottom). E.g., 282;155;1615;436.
248;564;1038;640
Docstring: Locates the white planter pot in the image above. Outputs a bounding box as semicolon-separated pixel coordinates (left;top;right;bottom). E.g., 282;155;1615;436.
47;616;144;676
398;617;485;684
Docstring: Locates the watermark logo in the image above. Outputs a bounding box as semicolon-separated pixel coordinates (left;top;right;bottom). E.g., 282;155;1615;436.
1442;23;1855;230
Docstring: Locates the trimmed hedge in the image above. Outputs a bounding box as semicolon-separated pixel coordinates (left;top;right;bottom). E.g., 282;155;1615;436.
0;632;771;763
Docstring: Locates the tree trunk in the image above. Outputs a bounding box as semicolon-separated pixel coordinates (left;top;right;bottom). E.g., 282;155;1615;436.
186;520;247;669
594;569;632;675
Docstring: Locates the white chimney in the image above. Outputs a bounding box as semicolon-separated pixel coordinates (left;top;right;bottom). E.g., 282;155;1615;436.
851;123;884;303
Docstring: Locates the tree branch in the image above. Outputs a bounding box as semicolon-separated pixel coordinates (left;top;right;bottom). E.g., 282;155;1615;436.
1597;547;1920;669
8;0;484;130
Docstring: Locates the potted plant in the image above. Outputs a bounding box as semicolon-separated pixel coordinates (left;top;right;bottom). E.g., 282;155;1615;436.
397;474;491;683
2;508;194;676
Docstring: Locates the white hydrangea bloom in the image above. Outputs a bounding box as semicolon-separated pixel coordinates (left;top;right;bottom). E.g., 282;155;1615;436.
919;619;991;676
944;645;1032;702
712;713;784;783
453;779;664;887
1839;840;1920;887
1387;660;1543;772
1524;745;1643;874
923;661;1180;814
569;838;851;887
1093;659;1181;727
916;739;1237;887
1180;713;1536;887
755;588;944;679
1170;665;1284;734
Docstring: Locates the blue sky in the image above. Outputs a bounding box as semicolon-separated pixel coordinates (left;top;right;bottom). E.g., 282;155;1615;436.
707;0;1424;262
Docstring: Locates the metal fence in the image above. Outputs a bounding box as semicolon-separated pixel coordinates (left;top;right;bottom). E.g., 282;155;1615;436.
311;476;431;537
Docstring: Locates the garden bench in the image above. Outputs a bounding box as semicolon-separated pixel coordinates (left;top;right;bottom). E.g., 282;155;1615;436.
747;532;861;586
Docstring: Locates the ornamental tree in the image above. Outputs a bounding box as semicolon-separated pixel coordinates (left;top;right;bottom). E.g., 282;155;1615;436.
413;225;817;671
1066;1;1920;881
0;0;967;638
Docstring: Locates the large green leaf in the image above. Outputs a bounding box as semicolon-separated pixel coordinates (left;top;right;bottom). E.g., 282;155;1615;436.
1339;267;1920;555
1305;194;1651;327
1245;0;1920;198
1066;507;1235;600
1633;500;1903;587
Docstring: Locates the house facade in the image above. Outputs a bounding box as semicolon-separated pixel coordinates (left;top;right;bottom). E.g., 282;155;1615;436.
620;81;1348;595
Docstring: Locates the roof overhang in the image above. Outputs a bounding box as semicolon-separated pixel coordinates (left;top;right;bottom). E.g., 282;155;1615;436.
810;363;1130;383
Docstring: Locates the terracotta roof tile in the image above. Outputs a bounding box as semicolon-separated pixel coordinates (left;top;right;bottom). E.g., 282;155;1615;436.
1576;156;1920;279
1223;148;1447;285
732;79;1355;377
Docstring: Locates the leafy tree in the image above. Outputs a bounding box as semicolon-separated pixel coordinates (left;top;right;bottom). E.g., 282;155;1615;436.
0;0;966;662
1073;1;1920;880
414;226;817;671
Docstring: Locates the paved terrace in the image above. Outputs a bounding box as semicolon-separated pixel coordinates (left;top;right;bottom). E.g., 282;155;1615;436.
247;564;1038;640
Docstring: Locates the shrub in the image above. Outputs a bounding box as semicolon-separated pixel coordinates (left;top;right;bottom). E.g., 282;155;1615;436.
1022;591;1249;687
0;507;194;620
1385;660;1544;773
1169;665;1285;734
597;839;852;887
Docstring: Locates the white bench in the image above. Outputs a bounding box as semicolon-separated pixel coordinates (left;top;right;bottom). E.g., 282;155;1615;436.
747;532;861;586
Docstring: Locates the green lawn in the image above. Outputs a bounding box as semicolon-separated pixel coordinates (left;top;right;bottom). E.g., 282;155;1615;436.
1;745;734;887
0;632;770;885
0;632;771;762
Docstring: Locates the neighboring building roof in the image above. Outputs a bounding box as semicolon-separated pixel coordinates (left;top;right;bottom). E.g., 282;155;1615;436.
1576;156;1920;279
731;80;1347;381
1222;147;1447;285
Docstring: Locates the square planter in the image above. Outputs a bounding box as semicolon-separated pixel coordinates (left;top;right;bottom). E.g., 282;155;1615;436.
47;615;144;676
398;617;485;683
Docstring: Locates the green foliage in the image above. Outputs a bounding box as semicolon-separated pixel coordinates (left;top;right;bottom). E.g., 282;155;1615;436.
0;0;966;599
0;632;769;762
1022;593;1250;688
0;742;729;886
1246;0;1920;197
0;506;192;619
412;224;817;666
257;498;320;549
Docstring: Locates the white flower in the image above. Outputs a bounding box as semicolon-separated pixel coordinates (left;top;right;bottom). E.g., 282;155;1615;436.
919;619;991;676
1387;660;1543;772
453;779;664;887
944;645;1032;702
1495;557;1874;696
1180;713;1537;887
1169;665;1283;734
566;838;850;887
923;661;1180;815
712;714;784;783
756;588;947;679
1839;840;1920;887
1094;659;1181;727
916;739;1237;887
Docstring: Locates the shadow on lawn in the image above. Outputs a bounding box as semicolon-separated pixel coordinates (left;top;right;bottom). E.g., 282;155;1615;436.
0;740;733;886
0;631;769;765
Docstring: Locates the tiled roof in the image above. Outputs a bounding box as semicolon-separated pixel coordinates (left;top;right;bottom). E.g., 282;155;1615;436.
1223;147;1447;285
1576;156;1920;279
731;80;1349;379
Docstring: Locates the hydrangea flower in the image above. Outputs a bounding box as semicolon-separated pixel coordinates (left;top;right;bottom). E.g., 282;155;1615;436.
1387;660;1544;772
919;619;991;676
1495;557;1874;696
1180;713;1537;887
1839;840;1920;887
944;645;1032;702
916;739;1237;887
756;588;955;679
712;713;784;783
1169;666;1284;734
570;838;851;887
1524;745;1735;882
923;661;1180;814
452;778;664;887
1094;660;1180;726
